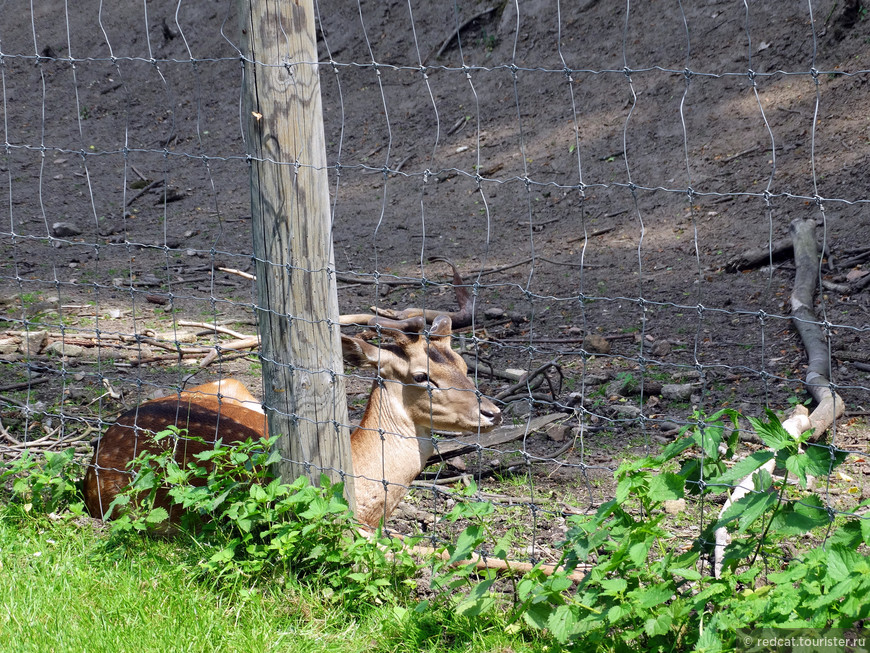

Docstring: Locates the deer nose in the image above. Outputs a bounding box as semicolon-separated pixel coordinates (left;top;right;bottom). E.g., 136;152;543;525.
481;406;502;426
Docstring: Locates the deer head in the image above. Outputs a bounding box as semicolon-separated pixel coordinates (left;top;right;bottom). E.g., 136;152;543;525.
341;314;502;527
342;314;501;436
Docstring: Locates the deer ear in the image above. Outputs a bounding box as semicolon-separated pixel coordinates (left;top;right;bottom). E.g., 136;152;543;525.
341;334;377;368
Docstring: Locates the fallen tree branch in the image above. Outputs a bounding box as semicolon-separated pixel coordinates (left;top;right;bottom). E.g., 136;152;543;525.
177;321;251;340
432;5;498;60
789;218;845;438
725;230;827;272
407;542;590;583
426;412;565;464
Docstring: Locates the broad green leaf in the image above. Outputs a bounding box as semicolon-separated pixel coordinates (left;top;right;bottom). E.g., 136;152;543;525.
669;567;702;581
747;411;799;451
607;604;632;623
809;575;860;609
547;605;578;644
545;574;573;593
633;584;674;609
522;602;552;631
826;546;863;583
829;521;863;548
456;578;497;617
715;487;777;533
648;473;685;502
769;495;829;535
706;451;774;487
447;525;483;565
628;538;653;566
249;483;267;502
455;595;495;618
803;442;849;477
644;612;673;637
692;423;724;459
600;578;628;594
660;434;697;462
738;491;778;532
145;507;169;524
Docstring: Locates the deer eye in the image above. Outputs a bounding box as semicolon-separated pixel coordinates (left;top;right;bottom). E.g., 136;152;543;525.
412;372;430;385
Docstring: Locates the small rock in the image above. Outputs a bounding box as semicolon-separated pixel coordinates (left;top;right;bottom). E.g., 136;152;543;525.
661;383;695;401
446;456;467;471
507;311;528;324
18;330;47;355
0;337;19;354
544;423;570;442
505;401;532;418
51;221;81;237
484;307;505;319
44;341;84;357
612;405;642;419
663;499;686;515
650;340;671;357
583;334;611;354
607;375;639;398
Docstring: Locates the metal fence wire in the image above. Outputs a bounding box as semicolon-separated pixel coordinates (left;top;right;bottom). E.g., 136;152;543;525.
1;0;869;565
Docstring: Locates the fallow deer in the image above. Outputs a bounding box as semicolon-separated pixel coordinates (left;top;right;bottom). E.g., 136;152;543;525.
82;314;502;529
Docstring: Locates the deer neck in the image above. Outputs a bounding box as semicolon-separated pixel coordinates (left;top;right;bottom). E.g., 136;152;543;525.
350;380;434;526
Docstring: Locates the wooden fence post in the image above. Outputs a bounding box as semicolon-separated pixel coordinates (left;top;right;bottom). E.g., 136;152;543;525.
238;0;354;508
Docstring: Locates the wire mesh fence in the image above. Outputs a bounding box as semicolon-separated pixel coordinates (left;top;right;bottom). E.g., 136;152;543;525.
1;0;869;568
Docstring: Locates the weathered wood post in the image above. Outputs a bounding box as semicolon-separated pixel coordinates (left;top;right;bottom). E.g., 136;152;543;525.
238;0;354;508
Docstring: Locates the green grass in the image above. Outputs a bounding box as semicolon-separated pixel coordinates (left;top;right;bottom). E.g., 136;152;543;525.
0;510;551;653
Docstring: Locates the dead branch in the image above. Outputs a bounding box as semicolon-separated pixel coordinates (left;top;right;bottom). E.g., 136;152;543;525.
217;267;256;281
566;226;616;244
426;412;564;464
177;320;251;340
726;234;800;272
0;377;50;392
420;436;577;486
409;542;590;583
495;363;562;401
789;218;845;438
125;179;164;207
432;5;499;60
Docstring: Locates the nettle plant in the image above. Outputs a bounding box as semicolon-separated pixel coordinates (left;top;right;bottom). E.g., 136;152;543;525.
107;427;417;606
438;409;870;650
1;448;84;517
